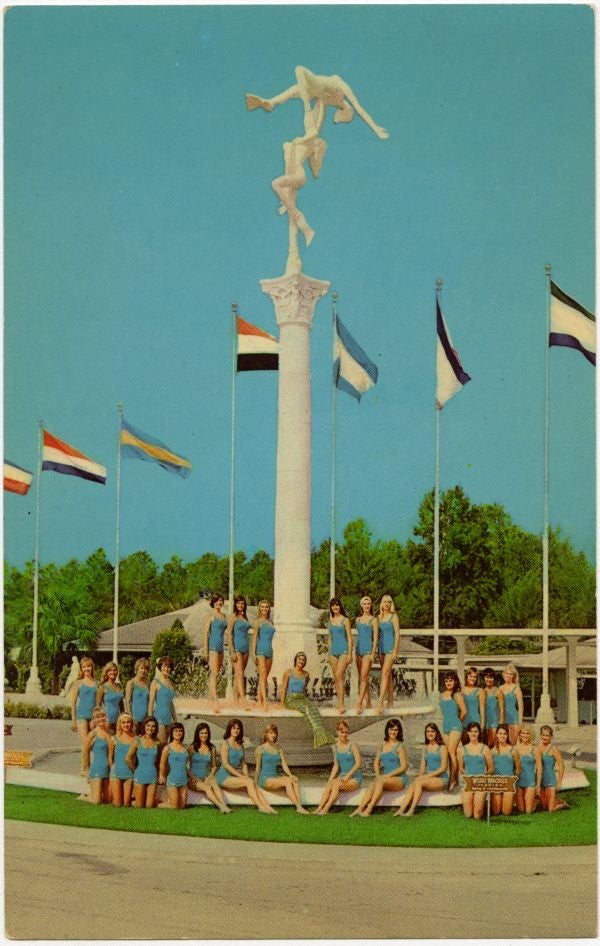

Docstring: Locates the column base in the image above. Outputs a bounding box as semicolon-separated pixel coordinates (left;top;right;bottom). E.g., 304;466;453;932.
25;668;43;697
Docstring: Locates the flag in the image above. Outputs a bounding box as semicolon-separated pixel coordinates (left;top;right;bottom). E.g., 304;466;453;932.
42;430;107;484
436;301;471;409
4;460;33;495
334;315;378;401
237;315;279;371
120;417;192;477
550;281;595;366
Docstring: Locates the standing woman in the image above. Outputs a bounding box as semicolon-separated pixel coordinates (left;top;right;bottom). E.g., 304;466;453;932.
482;668;504;749
439;670;466;790
70;657;99;746
203;592;228;713
280;652;334;750
126;715;161;809
395;722;449;817
314;719;362;815
376;594;400;714
457;722;493;820
216;718;277;814
351;717;407;816
96;661;124;735
251;600;276;710
536;725;569;812
462;667;486;740
354;595;378;715
515;725;539;814
254;724;309;813
227;594;252;709
187;722;231;813
327;598;352;714
109;712;136;808
490;723;519;816
125;658;151;734
149;656;177;744
81;707;111;804
499;663;524;746
158;722;189;810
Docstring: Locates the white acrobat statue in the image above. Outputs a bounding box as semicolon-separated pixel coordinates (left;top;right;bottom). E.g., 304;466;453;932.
246;66;389;272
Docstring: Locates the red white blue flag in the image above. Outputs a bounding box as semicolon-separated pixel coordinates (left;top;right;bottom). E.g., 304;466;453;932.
550;281;595;366
436;301;471;409
42;430;107;484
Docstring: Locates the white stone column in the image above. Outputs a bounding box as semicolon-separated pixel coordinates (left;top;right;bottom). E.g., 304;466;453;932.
260;271;329;688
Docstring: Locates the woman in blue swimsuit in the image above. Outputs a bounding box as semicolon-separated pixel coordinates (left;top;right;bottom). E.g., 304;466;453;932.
396;723;449;817
109;712;136;808
187;722;231;813
251;600;276;710
491;723;519;816
203;592;228;712
536;725;568;812
482;667;504;749
254;724;308;813
97;661;124;734
461;667;486;741
70;657;99;747
458;721;493;819
327;598;352;714
149;656;177;744
351;717;407;816
125;658;151;734
439;670;466;790
314;719;362;815
500;663;524;746
376;594;400;715
354;595;378;715
515;725;539;814
227;595;252;709
280;653;334;750
216;719;276;813
81;707;111;804
158;722;189;809
126;715;161;809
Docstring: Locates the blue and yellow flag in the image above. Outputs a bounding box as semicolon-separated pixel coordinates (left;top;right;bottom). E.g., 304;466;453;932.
120;417;192;478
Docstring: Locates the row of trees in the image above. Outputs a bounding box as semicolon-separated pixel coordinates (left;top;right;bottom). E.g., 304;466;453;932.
4;486;595;692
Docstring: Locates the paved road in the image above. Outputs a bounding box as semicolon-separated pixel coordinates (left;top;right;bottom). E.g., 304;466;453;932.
5;820;596;939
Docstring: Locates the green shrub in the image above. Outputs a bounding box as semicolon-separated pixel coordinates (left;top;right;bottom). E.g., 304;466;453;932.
49;704;71;720
4;701;50;719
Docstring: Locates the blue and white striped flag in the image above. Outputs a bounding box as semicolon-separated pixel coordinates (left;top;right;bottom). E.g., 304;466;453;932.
334;316;378;401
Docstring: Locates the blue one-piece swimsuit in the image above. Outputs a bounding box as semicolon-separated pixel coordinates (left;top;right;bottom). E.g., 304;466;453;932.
110;738;133;780
255;623;276;659
133;739;158;786
76;682;98;722
336;746;362;785
463;689;482;728
541;750;557;788
189;750;212;781
216;743;245;787
131;683;149;724
165;746;188;788
503;687;519;724
485;690;500;729
258;749;281;788
233;619;251;654
89;735;110;779
517;751;536;788
355;621;374;657
378;620;395;655
208;618;227;653
440;695;462;734
462;745;487;779
379;745;404;785
154;681;175;726
287;674;306;695
102;686;123;726
492;749;515;777
329;622;348;657
425;748;449;786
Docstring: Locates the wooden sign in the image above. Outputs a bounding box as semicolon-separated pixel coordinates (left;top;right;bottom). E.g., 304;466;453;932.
4;751;32;768
464;774;518;792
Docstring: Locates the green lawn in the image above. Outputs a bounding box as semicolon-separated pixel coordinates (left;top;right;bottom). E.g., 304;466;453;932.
5;774;596;848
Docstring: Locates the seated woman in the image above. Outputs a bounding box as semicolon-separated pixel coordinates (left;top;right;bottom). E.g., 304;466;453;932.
515;725;540;815
313;719;362;815
216;718;277;814
536;725;569;812
351;717;407;816
280;652;334;750
80;706;111;804
187;722;232;813
254;724;309;813
158;722;189;810
108;712;136;808
457;722;493;820
395;722;449;817
490;723;519;816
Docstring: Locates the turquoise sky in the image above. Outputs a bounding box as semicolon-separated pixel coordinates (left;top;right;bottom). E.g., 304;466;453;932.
4;4;595;573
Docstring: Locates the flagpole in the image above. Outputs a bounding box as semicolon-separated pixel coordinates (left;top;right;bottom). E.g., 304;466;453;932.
537;264;554;724
330;292;339;601
433;279;442;703
25;420;43;695
227;302;238;700
112;403;123;665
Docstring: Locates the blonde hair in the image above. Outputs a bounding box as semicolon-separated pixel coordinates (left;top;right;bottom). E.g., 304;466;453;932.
79;657;95;678
518;726;535;744
262;724;278;743
378;594;396;616
116;712;134;737
503;663;520;685
102;661;119;683
258;599;271;620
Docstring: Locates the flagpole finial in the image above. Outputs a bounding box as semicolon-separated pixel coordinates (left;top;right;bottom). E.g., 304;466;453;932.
436;278;443;290
545;263;552;275
231;301;238;313
332;291;339;303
